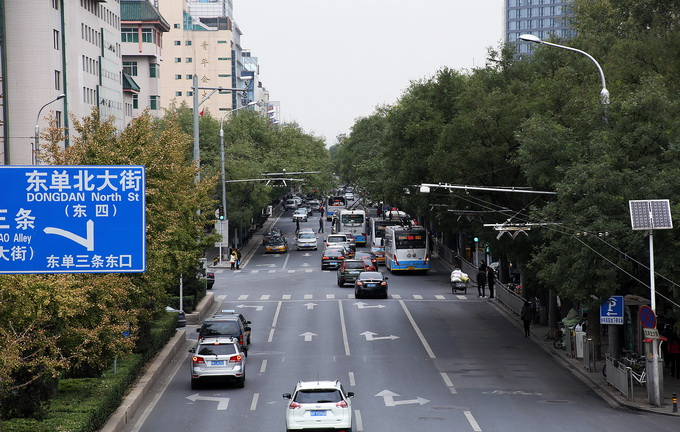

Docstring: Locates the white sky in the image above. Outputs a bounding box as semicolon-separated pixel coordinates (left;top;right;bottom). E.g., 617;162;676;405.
234;0;504;146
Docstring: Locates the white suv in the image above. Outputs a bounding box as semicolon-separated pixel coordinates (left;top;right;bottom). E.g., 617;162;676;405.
188;337;246;389
283;380;354;431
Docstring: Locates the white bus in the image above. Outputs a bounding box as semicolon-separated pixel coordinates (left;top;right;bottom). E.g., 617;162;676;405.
336;209;367;246
384;224;430;273
326;196;347;220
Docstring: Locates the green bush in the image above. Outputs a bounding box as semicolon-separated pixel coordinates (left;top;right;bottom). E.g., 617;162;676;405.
2;315;175;432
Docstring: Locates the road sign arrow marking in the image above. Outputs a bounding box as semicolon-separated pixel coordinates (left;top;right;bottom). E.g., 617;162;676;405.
375;389;429;407
237;304;263;311
299;331;317;341
300;263;310;267
186;393;230;410
354;302;386;309
360;331;399;341
303;303;317;310
44;219;94;251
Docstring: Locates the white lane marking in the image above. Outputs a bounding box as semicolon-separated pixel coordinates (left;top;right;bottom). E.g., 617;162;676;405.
464;411;482;431
260;359;268;373
304;294;312;299
282;294;291;300
304;303;317;310
288;270;295;273
348;371;356;386
391;294;402;299
399;300;436;359
251;269;259;274
250;393;259;411
282;253;291;269
326;294;335;299
354;409;363;431
268;328;275;342
186;394;229;410
339;300;351;356
260;294;270;300
268;269;276;273
238;294;249;300
217;295;226;301
440;372;457;394
435;295;445;300
271;301;282;327
413;294;423;299
305;269;313;273
300;332;316;341
457;295;468;300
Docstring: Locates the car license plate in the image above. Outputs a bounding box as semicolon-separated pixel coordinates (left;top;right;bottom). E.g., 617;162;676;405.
310;410;327;416
210;360;225;366
407;266;415;270
350;270;360;274
367;283;377;287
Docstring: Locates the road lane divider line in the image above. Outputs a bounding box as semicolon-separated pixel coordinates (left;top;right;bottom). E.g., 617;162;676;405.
399;300;436;359
440;372;457;394
260;359;267;373
282;253;291;269
349;371;356;386
272;301;282;327
268;328;275;342
338;300;351;356
464;410;482;431
250;393;259;411
238;294;248;300
354;409;363;431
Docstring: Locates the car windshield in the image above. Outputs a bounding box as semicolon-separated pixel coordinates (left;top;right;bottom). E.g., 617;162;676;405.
197;344;238;356
201;321;240;336
294;389;342;404
345;261;365;269
360;272;383;280
266;237;286;245
299;233;315;239
327;236;345;243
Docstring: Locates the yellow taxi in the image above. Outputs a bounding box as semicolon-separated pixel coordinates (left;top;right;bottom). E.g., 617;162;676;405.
264;236;288;253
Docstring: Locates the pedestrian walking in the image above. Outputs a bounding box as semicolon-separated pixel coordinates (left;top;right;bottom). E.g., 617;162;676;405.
236;248;242;270
229;249;237;270
487;265;495;299
295;219;300;234
318;215;324;233
521;301;533;337
477;260;487;298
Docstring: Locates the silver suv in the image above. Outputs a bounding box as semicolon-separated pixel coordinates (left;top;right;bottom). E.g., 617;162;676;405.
283;380;354;431
188;337;246;389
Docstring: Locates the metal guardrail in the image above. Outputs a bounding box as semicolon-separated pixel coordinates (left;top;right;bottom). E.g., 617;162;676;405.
583;338;596;372
605;354;630;400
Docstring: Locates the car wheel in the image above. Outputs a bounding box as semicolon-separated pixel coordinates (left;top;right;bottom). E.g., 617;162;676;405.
190;378;200;390
355;289;361;299
337;279;344;287
236;375;245;388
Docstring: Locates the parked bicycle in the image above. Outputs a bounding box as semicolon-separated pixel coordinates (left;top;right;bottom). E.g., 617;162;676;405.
601;350;646;386
553;324;567;350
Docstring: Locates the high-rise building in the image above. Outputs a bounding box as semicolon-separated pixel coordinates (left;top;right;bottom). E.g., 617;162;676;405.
504;0;575;55
157;0;261;117
120;0;170;126
0;0;123;165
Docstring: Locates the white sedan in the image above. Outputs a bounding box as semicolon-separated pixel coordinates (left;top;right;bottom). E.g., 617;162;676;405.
292;208;308;222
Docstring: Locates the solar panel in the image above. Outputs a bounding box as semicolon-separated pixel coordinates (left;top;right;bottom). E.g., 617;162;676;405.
629;199;673;230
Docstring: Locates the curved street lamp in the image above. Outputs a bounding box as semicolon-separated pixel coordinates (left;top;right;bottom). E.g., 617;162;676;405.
34;93;65;164
519;34;609;122
217;101;257;264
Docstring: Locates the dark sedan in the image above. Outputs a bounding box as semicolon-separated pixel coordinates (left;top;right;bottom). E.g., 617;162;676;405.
354;251;378;271
321;248;345;270
354;271;389;299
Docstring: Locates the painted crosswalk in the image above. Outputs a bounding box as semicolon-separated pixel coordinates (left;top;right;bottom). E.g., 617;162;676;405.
215;293;472;301
215;268;438;274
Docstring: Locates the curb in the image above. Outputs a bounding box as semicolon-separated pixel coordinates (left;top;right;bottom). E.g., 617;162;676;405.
100;330;187;432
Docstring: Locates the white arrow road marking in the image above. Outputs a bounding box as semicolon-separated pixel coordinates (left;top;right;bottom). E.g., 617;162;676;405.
300;262;310;267
299;332;316;341
375;390;429;407
303;252;311;257
354;302;386;309
304;303;317;310
186;393;230;410
483;390;543;396
360;331;399;341
44;219;94;251
237;304;263;311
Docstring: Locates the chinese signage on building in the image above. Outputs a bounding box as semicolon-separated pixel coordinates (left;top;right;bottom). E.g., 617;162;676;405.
0;166;146;273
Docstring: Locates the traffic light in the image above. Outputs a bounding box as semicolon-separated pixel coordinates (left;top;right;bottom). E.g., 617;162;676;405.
218;206;225;220
473;237;479;243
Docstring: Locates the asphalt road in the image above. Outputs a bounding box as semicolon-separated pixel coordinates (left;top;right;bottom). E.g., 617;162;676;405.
122;211;679;432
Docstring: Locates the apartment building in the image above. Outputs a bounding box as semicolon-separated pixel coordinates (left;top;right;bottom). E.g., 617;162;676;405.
504;0;575;55
120;0;170;125
0;0;123;165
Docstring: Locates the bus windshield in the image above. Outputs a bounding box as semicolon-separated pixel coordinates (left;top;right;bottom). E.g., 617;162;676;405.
341;214;364;225
395;232;427;249
328;196;347;207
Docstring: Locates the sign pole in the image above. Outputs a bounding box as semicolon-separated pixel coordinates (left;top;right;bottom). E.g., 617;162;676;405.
648;232;662;407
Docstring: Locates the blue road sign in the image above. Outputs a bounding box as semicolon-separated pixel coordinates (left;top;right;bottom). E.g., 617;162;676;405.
0;166;145;274
600;295;624;325
639;305;656;329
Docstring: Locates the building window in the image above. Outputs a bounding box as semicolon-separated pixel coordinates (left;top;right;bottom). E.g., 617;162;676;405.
149;63;159;78
123;61;138;76
150;96;160;110
54;70;61;90
53;29;60;50
217;40;227;44
174;23;180;29
185;40;192;46
174;40;181;46
175;74;182;80
55;111;62;129
121;27;138;43
187;91;193;96
186;74;193;79
53;0;59;10
132;94;138;110
142;28;153;43
175;91;182;97
174;58;181;63
186;57;193;63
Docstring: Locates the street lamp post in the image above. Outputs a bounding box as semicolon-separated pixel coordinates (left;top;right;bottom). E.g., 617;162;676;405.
519;34;610;123
217;101;257;264
34;93;65;164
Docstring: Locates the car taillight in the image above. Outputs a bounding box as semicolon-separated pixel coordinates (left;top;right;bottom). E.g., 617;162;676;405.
239;335;244;346
323;256;329;260
339;256;345;260
192;356;205;365
336;400;348;408
288;402;302;409
425;254;430;263
229;354;242;363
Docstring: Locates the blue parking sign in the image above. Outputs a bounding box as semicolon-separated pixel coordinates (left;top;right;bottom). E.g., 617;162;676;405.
0;166;146;273
600;295;624;325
